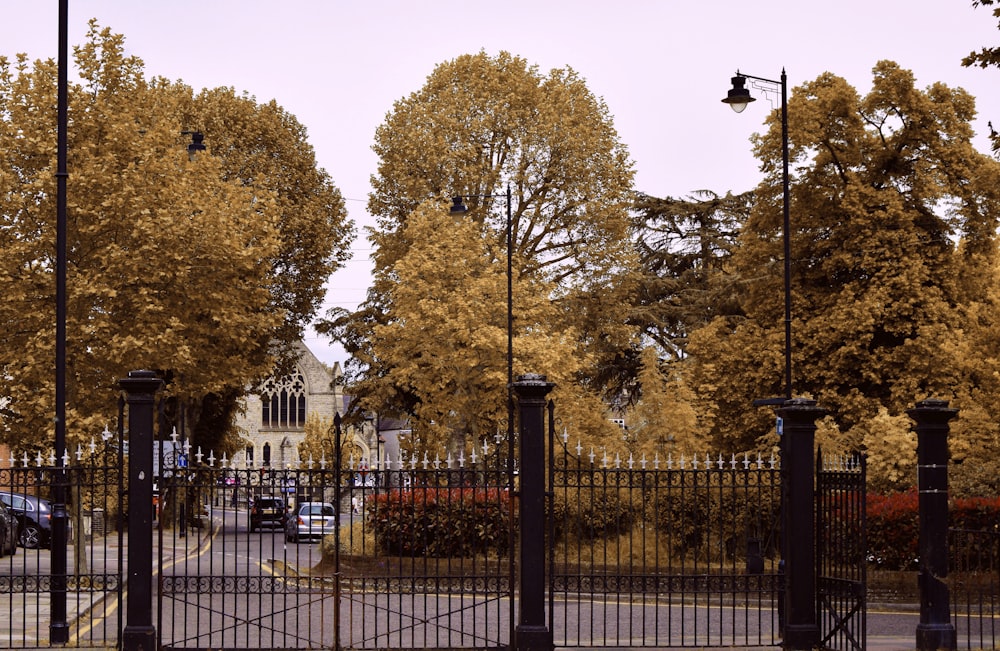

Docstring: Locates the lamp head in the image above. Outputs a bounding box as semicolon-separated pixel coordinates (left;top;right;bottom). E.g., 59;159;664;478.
450;196;468;214
722;75;756;113
186;131;207;161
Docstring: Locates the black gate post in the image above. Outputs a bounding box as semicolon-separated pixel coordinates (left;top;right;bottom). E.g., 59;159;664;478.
777;398;824;650
908;398;958;651
513;373;555;651
120;370;164;651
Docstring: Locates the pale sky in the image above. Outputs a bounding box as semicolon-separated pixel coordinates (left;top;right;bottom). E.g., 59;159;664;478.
5;1;999;368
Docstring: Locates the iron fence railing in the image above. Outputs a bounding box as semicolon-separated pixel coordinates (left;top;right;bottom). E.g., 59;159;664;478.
950;527;1000;651
0;450;125;649
548;430;783;649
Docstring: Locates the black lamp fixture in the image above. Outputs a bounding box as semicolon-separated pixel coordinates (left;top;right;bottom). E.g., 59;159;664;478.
721;74;756;114
449;186;515;469
184;130;206;161
723;69;792;400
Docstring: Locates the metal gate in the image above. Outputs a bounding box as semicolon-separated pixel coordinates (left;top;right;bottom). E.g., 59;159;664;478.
548;424;783;649
156;449;515;650
332;460;515;650
157;463;344;650
815;451;867;651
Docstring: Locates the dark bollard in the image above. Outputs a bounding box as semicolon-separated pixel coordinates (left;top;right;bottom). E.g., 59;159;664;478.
120;370;164;651
513;373;555;651
908;398;958;651
777;398;824;650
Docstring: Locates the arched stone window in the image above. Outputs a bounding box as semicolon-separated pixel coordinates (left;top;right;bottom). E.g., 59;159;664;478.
260;372;307;428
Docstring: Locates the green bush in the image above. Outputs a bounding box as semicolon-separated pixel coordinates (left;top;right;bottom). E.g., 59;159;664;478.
367;487;512;557
648;484;781;563
551;488;636;543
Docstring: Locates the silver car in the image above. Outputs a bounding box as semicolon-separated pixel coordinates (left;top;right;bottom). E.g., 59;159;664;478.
284;502;336;543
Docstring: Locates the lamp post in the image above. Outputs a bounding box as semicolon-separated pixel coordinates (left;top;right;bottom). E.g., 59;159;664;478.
51;0;70;641
723;69;792;400
449;185;515;467
183;130;206;161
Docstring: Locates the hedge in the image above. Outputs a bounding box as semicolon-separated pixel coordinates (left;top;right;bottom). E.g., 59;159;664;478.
367;487;512;557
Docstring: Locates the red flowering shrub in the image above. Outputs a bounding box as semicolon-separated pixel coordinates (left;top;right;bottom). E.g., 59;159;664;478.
368;487;512;557
866;489;920;569
866;489;1000;570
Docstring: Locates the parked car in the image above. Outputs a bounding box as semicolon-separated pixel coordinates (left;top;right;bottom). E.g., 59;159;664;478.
284;502;336;543
0;491;53;549
0;500;17;557
249;496;287;532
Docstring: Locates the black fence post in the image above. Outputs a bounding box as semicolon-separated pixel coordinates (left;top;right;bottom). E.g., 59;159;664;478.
908;398;958;651
120;370;163;651
513;373;555;651
777;398;824;650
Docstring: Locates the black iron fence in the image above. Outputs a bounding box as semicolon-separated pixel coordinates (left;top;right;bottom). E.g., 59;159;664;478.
548;431;783;649
0;445;125;649
950;527;1000;651
157;464;341;650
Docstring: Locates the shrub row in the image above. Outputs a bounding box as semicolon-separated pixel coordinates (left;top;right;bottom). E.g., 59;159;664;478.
866;489;1000;570
551;480;781;565
364;483;997;569
367;487;512;557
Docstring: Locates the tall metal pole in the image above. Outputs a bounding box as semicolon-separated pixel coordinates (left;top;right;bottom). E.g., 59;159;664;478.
506;183;514;453
723;70;792;400
50;0;70;642
505;183;517;649
778;70;791;400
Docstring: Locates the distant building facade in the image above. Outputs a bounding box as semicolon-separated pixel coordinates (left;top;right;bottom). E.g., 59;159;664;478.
234;341;376;469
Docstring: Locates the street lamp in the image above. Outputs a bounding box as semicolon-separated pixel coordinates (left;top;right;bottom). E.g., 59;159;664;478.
723;69;792;400
450;185;515;469
183;130;206;161
51;0;70;642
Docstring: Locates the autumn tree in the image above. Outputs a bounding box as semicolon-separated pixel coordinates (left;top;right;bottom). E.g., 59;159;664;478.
687;62;1000;461
0;23;352;451
349;200;617;455
322;51;638;417
626;346;705;462
630;191;749;362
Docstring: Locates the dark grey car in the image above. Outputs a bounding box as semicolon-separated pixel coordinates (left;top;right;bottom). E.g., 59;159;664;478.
0;500;17;556
0;491;53;549
249;496;287;532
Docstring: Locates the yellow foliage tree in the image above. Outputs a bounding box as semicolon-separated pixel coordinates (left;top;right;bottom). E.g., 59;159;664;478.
0;23;352;451
356;201;613;456
324;50;638;414
627;347;705;461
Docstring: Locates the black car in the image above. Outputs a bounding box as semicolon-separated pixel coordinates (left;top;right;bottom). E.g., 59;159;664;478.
0;491;53;549
249;496;286;532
